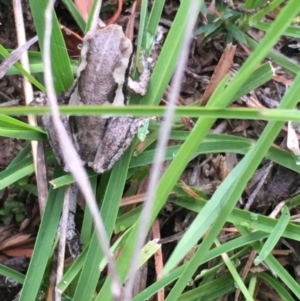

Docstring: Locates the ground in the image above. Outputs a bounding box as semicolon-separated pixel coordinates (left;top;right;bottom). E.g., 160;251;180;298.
1;1;300;300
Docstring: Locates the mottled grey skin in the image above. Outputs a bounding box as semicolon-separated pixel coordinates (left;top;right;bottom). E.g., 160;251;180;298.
43;114;73;171
69;25;133;164
39;25;151;173
32;92;76;172
93;116;145;173
69;24;151;173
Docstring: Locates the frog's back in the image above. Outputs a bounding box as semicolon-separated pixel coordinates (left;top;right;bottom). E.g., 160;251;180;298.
69;25;133;164
76;25;133;105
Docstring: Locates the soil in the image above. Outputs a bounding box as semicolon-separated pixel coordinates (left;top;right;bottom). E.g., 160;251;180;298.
1;1;300;300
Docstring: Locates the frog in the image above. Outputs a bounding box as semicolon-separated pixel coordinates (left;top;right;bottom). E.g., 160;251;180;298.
68;24;151;173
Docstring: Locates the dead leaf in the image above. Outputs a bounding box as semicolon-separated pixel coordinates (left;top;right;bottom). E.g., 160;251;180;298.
200;44;236;104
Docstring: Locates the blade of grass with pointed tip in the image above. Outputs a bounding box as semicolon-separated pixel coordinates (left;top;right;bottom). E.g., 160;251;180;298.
0;44;45;91
254;205;290;265
62;0;86;32
133;231;267;301
0;115;44;132
214;239;254;301
238;225;300;298
173;197;300;241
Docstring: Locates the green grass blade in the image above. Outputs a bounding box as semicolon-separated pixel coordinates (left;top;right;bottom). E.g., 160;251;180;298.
214;239;254;301
147;0;166;38
29;0;73;92
178;275;235;301
163;69;300;300
61;0;86;32
0;264;25;284
18;167;65;301
174;198;300;241
254;205;290;265
73;146;134;301
164;0;300;274
0;128;45;140
0;44;45;91
133;232;266;301
0;154;56;190
80;176;97;245
97;0;205;300
163;5;300;299
232;61;273;101
0;115;44;132
249;0;284;25
56;247;88;293
144;0;204;106
246;37;300;75
258;272;296;301
5;105;300;124
8;144;31;167
238;225;300;298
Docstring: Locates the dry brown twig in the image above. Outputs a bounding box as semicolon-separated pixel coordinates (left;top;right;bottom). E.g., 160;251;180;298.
12;0;48;214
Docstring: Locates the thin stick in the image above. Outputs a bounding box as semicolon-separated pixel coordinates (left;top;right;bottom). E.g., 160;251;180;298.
12;0;48;214
55;186;71;301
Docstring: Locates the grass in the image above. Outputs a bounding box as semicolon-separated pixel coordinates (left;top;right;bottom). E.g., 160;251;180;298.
1;0;300;300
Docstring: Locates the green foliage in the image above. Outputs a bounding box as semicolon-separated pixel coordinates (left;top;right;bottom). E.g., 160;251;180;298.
196;5;248;44
0;198;25;224
1;0;300;300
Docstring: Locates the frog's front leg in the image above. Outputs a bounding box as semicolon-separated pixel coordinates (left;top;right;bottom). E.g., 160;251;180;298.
127;55;152;96
92;116;145;173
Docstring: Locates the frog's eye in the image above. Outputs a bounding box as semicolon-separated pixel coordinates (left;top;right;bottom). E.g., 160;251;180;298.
77;43;83;50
